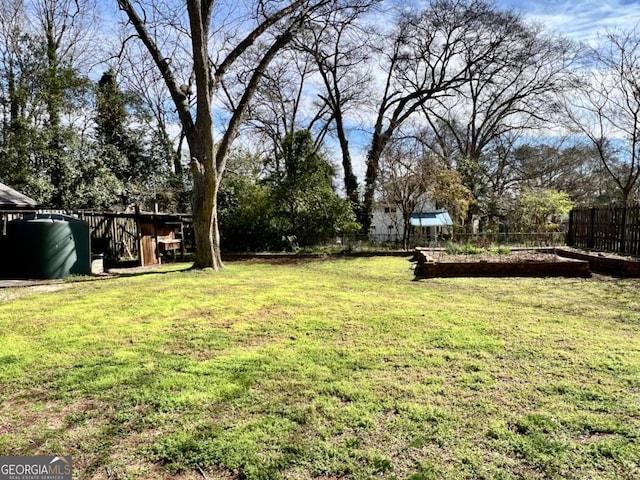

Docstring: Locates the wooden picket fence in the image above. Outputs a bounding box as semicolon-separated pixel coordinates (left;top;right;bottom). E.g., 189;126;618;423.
567;205;640;256
0;209;192;263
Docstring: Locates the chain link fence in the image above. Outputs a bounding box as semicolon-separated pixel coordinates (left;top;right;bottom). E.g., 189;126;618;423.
337;232;567;250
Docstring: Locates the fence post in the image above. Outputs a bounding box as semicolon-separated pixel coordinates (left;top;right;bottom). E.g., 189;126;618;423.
567;209;574;246
621;204;628;254
587;207;596;249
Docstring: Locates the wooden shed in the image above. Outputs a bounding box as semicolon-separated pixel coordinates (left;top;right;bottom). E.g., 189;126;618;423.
137;213;184;266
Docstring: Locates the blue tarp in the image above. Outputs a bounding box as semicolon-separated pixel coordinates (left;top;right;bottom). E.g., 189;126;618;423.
410;211;453;227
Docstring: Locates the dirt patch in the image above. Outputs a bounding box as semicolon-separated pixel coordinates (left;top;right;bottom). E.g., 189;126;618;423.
560;246;640;262
106;263;190;275
430;246;640;277
429;250;560;263
0;283;71;300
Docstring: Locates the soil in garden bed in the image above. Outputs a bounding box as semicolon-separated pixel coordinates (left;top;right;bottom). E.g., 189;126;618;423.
422;250;564;263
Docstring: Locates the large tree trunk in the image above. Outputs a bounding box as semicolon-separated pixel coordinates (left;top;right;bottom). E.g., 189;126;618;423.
188;111;224;269
402;215;411;251
361;132;387;233
335;113;359;208
191;168;223;269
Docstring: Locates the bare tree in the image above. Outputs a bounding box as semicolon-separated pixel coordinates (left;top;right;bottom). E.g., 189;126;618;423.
240;49;326;164
566;28;640;204
116;0;363;269
118;41;186;177
308;0;511;232
34;0;95;71
422;8;577;215
361;0;512;232
235;0;373;183
301;2;373;207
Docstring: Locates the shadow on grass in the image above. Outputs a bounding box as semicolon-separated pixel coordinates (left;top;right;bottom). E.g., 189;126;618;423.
96;252;415;279
223;251;413;264
105;263;193;278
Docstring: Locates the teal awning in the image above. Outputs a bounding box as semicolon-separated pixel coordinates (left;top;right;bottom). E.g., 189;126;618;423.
410;211;453;227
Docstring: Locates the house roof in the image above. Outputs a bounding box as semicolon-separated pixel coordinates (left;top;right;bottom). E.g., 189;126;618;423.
410;211;453;227
0;182;40;209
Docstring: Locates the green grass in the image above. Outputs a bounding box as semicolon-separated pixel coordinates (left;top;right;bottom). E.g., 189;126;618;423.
0;257;639;479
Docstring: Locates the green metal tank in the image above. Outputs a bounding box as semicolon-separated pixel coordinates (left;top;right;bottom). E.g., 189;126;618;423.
6;214;91;279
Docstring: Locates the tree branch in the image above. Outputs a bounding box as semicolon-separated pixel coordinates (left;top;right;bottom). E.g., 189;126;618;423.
116;0;194;133
214;0;310;83
216;27;297;177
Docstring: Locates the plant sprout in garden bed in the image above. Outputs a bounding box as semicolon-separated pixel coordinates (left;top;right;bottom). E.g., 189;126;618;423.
445;242;513;256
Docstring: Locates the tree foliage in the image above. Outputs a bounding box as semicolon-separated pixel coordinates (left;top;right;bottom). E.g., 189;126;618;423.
266;130;355;247
0;0;90;205
508;188;574;232
219;131;355;250
0;1;177;211
218;173;273;251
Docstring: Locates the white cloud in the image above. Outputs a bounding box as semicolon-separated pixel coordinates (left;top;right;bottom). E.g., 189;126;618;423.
498;0;640;46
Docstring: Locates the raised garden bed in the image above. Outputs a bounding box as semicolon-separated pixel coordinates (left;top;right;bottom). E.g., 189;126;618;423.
413;248;592;278
555;247;640;277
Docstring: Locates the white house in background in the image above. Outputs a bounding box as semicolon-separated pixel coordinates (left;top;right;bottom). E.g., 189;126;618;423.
370;200;453;243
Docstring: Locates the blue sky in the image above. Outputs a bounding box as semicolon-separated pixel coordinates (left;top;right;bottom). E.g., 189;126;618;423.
497;0;640;45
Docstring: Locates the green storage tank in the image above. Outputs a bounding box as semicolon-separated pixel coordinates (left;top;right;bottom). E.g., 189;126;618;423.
6;214;91;279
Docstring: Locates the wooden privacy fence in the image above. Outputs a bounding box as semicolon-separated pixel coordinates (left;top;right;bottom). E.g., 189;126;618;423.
77;212;139;260
567;205;640;256
0;209;193;263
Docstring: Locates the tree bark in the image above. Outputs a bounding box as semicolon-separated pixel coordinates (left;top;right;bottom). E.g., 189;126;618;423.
184;0;224;269
191;166;223;269
335;113;359;208
361;131;388;233
402;215;411;251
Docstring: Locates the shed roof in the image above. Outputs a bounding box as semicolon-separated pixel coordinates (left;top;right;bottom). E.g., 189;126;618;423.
410;211;453;227
0;182;40;209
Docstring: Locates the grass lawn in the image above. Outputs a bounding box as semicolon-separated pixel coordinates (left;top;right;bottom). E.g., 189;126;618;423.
0;257;639;480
